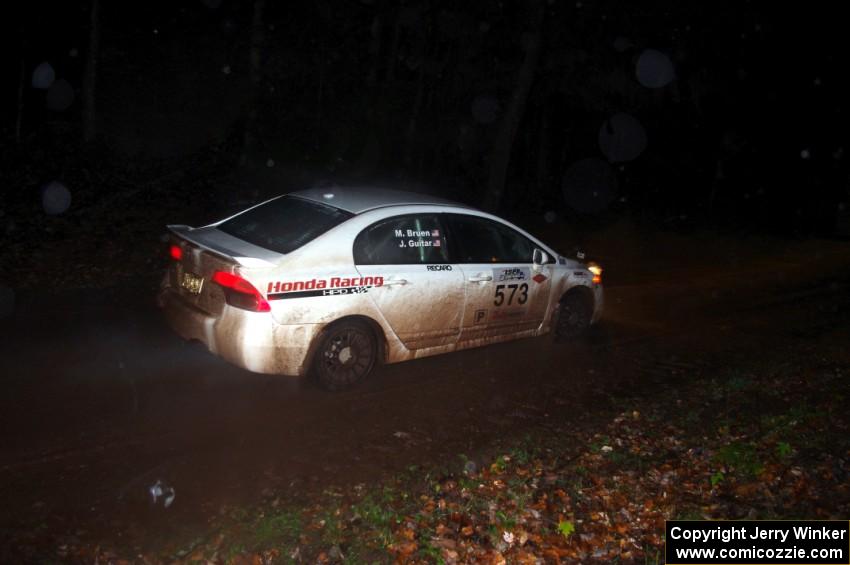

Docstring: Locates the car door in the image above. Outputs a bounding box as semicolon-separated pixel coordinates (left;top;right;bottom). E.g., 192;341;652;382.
444;213;553;342
354;214;465;350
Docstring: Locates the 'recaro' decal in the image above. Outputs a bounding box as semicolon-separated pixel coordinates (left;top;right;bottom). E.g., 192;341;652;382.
267;276;384;300
426;264;452;271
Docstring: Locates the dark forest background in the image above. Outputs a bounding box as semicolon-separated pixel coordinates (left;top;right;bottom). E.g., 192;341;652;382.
4;0;849;239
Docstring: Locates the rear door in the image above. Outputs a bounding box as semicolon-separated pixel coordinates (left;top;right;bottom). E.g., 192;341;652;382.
354;214;465;350
444;214;553;342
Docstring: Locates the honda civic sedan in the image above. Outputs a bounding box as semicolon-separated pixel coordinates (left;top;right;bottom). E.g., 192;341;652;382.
159;187;603;390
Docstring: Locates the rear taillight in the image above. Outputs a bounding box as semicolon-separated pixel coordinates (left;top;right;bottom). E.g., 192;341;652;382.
588;263;603;285
212;271;271;312
169;244;183;261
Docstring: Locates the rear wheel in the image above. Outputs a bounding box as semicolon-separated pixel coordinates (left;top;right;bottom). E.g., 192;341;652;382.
555;291;593;340
313;321;377;391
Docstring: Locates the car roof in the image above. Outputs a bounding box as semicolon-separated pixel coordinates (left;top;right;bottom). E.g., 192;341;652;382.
289;186;474;215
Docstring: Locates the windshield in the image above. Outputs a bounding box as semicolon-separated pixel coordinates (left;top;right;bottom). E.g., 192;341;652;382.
218;196;353;254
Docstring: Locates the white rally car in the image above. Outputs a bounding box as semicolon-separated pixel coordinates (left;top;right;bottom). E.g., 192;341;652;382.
159;188;603;390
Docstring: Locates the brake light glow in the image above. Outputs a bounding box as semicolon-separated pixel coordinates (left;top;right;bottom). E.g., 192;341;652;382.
212;271;271;312
169;244;183;261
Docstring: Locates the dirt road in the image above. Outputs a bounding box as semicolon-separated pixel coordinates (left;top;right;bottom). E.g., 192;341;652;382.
1;234;848;558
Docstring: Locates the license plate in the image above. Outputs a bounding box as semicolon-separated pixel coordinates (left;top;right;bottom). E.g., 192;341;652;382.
180;271;204;295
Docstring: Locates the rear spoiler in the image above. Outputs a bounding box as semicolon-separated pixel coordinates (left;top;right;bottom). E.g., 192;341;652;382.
167;225;278;269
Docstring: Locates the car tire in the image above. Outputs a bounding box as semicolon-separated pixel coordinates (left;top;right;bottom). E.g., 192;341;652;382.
313;321;377;391
555;292;593;340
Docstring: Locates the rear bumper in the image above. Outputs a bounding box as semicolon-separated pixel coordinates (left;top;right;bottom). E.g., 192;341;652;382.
158;288;320;376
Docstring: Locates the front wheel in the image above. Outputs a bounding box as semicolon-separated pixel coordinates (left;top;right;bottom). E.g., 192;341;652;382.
312;321;377;391
554;292;593;340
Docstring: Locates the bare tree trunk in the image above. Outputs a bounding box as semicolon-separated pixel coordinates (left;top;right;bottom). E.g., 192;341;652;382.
403;17;432;173
315;52;325;150
403;61;426;171
16;41;25;145
536;102;550;196
385;9;402;85
366;14;382;88
83;0;100;143
418;85;436;177
482;0;545;212
240;0;266;167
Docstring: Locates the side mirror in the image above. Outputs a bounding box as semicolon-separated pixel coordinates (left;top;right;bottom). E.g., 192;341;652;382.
533;248;548;266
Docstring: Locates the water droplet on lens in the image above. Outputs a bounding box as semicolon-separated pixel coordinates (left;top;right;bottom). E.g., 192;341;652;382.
598;113;647;162
31;62;55;89
636;49;675;88
41;181;72;215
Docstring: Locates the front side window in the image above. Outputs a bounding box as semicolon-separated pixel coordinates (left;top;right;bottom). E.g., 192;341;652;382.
218;196;352;254
354;215;448;265
445;214;535;263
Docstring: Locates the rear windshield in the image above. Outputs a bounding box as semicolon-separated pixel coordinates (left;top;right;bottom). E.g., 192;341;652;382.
218;196;352;254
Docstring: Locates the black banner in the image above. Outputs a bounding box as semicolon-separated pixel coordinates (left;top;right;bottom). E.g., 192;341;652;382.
666;520;849;564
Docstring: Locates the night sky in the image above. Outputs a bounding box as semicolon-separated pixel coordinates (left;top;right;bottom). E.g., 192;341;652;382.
7;1;848;234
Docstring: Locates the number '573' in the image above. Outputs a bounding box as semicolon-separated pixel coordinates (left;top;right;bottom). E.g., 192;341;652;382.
494;283;528;306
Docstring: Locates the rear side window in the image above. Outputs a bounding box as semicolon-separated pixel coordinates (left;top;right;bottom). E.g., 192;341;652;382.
354;215;448;265
445;214;535;263
218;196;352;254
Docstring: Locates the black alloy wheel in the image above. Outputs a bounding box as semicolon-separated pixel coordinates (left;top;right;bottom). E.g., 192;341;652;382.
555;292;593;340
313;321;377;391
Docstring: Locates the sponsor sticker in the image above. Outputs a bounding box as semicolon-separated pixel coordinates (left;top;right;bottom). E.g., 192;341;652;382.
493;267;530;282
267;276;384;300
491;309;525;321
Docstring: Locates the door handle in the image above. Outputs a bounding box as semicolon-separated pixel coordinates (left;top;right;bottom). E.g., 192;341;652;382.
468;275;493;282
383;278;408;286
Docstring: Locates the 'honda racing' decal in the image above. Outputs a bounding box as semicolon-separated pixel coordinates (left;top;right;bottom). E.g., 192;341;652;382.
267;276;384;300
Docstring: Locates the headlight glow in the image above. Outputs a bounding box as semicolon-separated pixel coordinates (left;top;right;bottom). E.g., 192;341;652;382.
588;263;603;284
